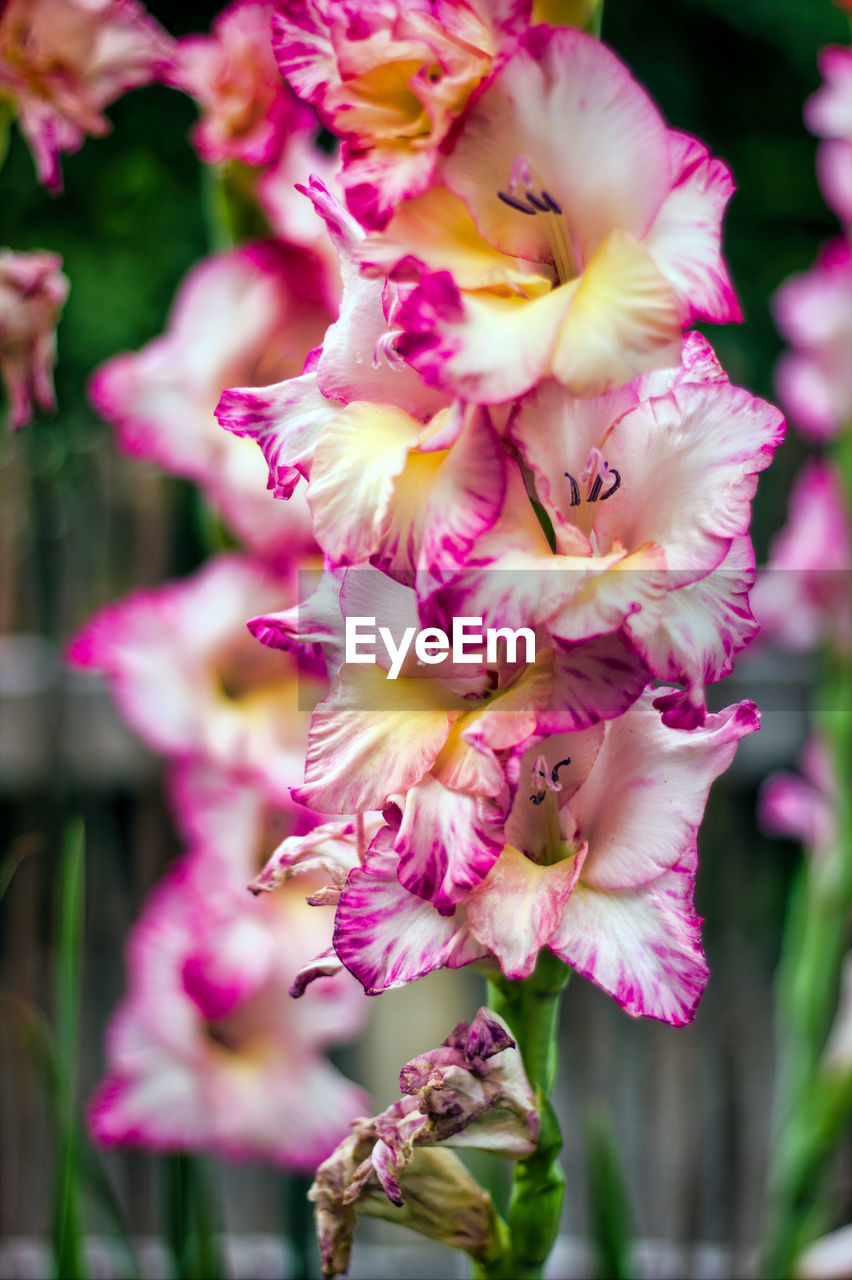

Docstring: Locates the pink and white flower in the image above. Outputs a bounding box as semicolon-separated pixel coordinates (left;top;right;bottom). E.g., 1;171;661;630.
806;46;852;224
89;850;370;1168
66;554;323;803
168;756;319;892
759;735;837;858
281;692;758;1025
263;563;649;909
273;0;529;229
167;0;312;167
773;240;852;440
0;0;172;191
360;27;740;402
502;337;781;719
215;178;446;503
90;242;335;563
752;457;852;654
0;249;69;431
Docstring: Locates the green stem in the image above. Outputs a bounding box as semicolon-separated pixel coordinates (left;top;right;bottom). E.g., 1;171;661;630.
585;1;604;39
52;819;86;1280
0;96;14;176
162;1154;225;1280
485;951;571;1280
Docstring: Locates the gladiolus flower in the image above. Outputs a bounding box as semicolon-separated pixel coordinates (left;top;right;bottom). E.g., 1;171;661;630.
806;46;852;224
772;240;852;440
66;554;323;803
273;0;528;229
90;242;335;563
167;0;312;166
759;736;837;858
0;0;172;191
0;249;69;431
89;850;370;1167
274;692;757;1025
215;178;447;506
504;334;781;720
257;564;649;908
753;458;852;654
360;27;740;402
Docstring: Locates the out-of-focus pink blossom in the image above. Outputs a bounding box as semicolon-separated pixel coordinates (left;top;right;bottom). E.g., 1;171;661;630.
273;0;529;229
0;249;69;431
89;849;370;1168
168;0;312;166
759;736;837;857
806;46;852;223
66;553;324;804
216;178;447;503
773;240;852;439
169;756;319;891
0;0;172;191
361;28;740;403
90;242;335;564
752;458;852;653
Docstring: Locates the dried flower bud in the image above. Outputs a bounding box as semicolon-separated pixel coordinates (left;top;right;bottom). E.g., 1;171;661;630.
0;249;69;431
310;1131;505;1279
308;1008;537;1276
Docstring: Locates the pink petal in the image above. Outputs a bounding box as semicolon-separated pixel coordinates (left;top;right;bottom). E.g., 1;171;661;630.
392;774;506;907
294;663;465;813
644;132;741;325
570;692;759;893
465;844;584;980
626;533;758;692
215;371;340;498
333;838;487;993
550;863;709;1026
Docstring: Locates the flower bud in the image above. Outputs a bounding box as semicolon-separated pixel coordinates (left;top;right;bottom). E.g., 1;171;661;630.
308;1008;535;1275
309;1127;505;1278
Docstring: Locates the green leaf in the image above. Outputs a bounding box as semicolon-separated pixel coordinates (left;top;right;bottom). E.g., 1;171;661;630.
52;818;87;1280
2;995;140;1276
583;1102;634;1280
162;1153;226;1280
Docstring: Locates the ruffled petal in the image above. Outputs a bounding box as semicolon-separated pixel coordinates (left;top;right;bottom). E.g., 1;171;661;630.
333;840;487;992
295;663;465;812
550;863;709;1026
644;132;741;325
626;533;757;693
465;844;583;980
392;774;506;907
569;692;759;893
216;371;341;498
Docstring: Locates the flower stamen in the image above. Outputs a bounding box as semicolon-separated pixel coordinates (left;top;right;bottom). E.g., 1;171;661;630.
496;157;576;284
